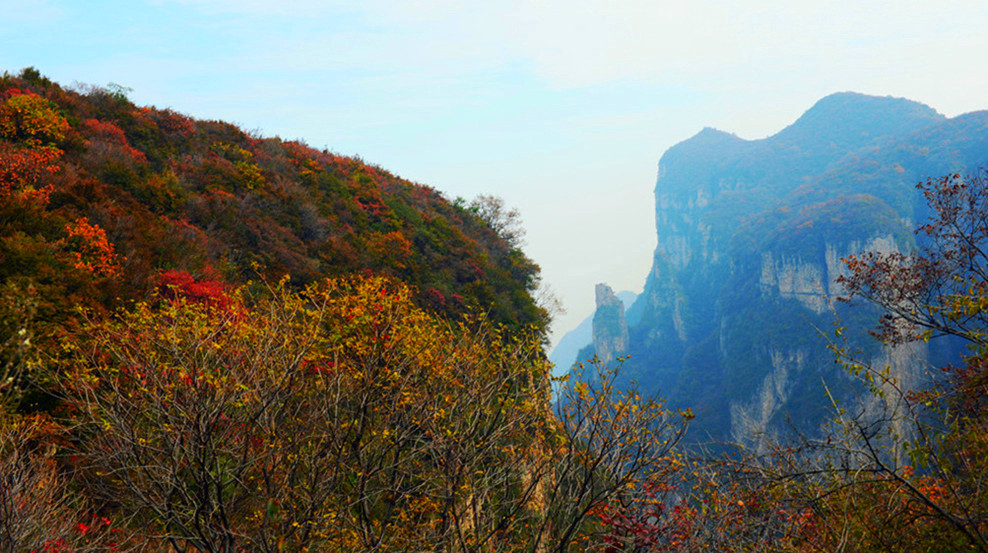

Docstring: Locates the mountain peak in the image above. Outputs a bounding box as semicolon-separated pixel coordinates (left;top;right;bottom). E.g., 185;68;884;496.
692;126;742;144
773;92;945;146
660;127;745;170
811;91;939;114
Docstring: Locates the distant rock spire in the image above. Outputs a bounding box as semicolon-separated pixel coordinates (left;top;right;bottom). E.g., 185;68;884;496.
592;283;629;365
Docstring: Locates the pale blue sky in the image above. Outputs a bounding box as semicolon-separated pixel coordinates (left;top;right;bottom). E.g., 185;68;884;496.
5;0;988;344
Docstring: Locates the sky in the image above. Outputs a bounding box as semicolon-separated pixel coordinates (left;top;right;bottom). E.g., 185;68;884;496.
4;0;988;346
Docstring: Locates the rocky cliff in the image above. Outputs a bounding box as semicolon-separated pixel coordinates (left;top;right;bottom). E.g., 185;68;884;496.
592;284;630;366
613;93;988;443
549;291;638;377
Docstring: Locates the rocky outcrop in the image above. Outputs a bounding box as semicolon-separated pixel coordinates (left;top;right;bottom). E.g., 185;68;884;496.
654;190;715;270
824;236;899;297
758;253;829;313
731;349;807;446
758;235;901;314
549;291;638;376
592;284;629;365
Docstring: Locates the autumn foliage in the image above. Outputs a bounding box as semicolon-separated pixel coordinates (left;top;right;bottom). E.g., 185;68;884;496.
60;217;119;278
0;68;693;546
157;268;232;310
0;67;557;550
0;66;547;351
36;276;688;551
0;89;69;147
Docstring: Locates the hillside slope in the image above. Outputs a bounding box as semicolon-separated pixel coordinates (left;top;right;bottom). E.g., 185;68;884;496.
0;68;547;354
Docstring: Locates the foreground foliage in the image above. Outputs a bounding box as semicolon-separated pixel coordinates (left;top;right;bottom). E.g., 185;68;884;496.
0;67;699;552
0;275;691;552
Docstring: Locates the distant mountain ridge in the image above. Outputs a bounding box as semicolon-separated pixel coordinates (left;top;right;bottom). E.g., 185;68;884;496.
587;92;988;443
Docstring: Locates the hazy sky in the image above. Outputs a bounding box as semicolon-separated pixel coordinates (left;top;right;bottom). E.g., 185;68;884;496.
4;0;988;345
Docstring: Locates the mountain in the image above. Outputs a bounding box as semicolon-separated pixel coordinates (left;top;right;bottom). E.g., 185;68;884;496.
0;68;546;354
591;93;988;443
549;290;637;376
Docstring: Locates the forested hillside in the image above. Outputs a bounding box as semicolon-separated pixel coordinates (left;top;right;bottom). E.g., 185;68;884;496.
0;67;546;353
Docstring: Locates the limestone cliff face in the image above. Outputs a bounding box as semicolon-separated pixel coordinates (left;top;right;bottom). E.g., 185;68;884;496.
592;284;629;365
654;188;716;270
614;92;987;443
730;349;806;445
757;235;900;314
549;291;638;376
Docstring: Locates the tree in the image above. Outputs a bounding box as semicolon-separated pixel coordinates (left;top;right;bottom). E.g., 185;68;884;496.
542;359;691;552
839;168;988;348
470;195;526;249
0;281;36;410
0;415;86;553
0;90;69;147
